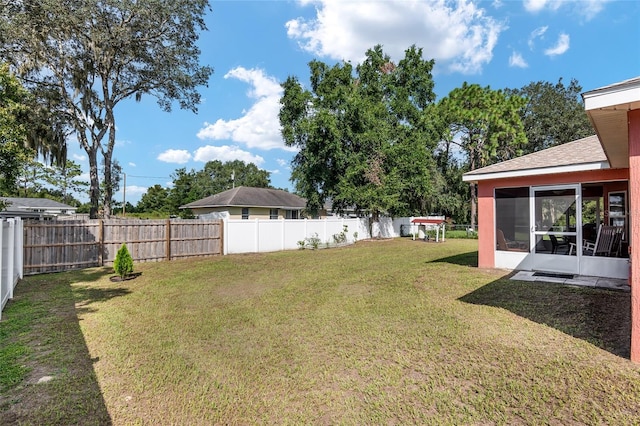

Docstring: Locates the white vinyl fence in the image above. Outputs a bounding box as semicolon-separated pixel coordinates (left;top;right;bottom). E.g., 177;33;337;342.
222;216;433;255
1;218;24;320
224;218;369;254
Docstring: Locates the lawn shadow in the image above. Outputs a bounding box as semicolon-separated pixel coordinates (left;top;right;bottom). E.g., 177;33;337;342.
74;284;132;316
0;269;130;424
429;250;479;267
459;275;631;359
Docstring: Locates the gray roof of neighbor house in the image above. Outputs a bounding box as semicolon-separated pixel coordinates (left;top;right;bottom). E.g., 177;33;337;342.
180;186;307;210
462;135;609;182
1;197;77;211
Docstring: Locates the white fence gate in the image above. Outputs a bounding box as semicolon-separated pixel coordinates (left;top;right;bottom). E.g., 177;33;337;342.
1;218;24;320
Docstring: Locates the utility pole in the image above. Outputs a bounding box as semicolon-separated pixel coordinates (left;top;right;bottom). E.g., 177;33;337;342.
122;173;126;217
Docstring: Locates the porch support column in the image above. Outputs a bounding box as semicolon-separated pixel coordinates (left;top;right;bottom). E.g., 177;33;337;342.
477;181;495;269
629;108;640;362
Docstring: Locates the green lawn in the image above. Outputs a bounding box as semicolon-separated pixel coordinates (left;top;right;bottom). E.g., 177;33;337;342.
1;238;639;424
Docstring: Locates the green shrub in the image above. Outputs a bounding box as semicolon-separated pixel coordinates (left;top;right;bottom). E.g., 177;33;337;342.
332;225;348;244
114;243;134;279
445;230;478;239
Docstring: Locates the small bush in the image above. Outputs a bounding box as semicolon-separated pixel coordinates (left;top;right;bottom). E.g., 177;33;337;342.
446;230;478;239
332;225;348;244
114;243;134;279
307;233;321;250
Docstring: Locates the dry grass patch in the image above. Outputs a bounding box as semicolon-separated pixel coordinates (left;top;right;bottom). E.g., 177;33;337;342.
2;238;640;424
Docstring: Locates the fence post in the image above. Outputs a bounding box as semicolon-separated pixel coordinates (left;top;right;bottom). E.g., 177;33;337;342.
0;219;4;316
254;218;260;252
165;219;171;261
98;219;104;266
223;218;228;255
16;218;23;279
7;219;14;299
323;219;327;243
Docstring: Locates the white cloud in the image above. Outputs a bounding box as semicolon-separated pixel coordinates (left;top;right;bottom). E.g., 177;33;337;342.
528;26;548;50
509;51;528;68
523;0;559;13
128;162;136;167
276;158;288;167
579;0;610;20
157;149;192;164
197;67;295;152
544;33;570;56
193;145;265;165
72;153;87;162
121;185;147;197
523;0;608;21
287;0;506;74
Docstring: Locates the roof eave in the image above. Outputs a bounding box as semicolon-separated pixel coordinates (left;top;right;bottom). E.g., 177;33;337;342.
462;161;610;183
582;78;640;169
180;204;305;210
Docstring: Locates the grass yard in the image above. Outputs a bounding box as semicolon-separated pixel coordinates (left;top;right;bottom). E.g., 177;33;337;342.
1;238;639;424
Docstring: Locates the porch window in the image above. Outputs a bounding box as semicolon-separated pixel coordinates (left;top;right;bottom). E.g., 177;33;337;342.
270;208;279;220
242;208;249;220
580;182;628;258
495;187;530;251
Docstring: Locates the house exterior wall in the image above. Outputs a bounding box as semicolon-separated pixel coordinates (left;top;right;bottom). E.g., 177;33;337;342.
628;108;640;362
477;168;630;270
190;206;298;220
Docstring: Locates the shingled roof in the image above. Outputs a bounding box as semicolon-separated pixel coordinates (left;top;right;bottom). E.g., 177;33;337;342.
463;135;609;182
1;197;77;210
180;186;307;210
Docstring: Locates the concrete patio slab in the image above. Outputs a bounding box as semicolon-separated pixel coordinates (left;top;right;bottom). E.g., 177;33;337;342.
511;271;630;292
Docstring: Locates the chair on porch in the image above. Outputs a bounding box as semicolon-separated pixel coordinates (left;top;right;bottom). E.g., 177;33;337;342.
578;225;624;257
549;234;570;254
496;229;527;251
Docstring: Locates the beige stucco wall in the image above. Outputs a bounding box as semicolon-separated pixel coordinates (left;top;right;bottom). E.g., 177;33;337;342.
190;206;299;220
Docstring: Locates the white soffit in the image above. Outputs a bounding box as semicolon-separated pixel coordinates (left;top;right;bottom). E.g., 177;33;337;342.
583;77;640;169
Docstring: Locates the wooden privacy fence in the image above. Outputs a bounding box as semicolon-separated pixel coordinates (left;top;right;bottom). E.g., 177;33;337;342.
23;219;223;275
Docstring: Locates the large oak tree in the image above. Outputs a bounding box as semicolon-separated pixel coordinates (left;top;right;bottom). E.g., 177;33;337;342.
280;45;441;227
506;78;593;154
1;0;213;218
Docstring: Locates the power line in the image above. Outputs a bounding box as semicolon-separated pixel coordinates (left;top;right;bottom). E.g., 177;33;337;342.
126;174;171;179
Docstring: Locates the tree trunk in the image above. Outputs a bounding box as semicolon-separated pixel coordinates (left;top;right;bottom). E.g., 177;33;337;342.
101;109;117;219
470;182;477;232
369;210;380;239
88;146;100;219
469;150;477;231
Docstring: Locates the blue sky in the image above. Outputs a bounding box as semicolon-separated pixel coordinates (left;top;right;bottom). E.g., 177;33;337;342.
65;0;640;205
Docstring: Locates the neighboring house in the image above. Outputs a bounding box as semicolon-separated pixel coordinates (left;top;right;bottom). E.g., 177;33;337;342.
463;76;640;362
0;197;77;219
323;199;357;218
180;186;307;220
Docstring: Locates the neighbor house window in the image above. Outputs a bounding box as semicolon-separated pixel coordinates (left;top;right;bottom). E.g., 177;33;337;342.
270;208;279;219
495;187;530;251
241;208;249;220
